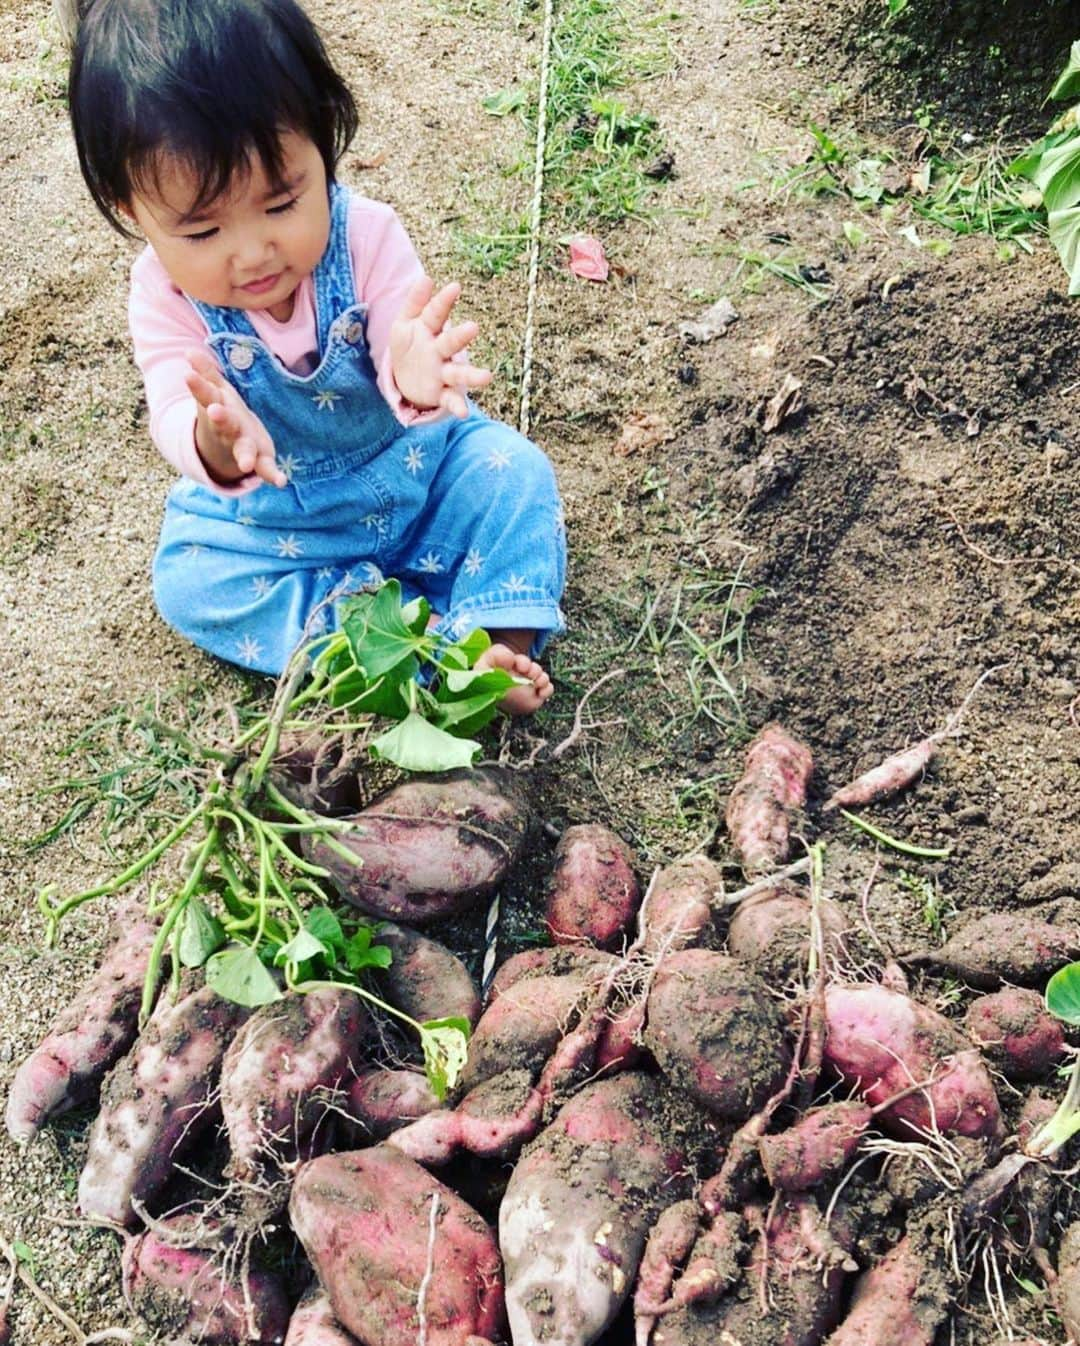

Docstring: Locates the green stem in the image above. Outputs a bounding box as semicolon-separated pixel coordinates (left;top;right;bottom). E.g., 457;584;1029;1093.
1027;1055;1080;1158
840;809;951;859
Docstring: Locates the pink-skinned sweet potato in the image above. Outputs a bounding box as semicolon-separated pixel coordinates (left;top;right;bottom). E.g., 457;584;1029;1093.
653;1196;849;1346
1057;1223;1080;1344
725;724;813;876
374;923;481;1029
640;857;721;958
221;987;366;1182
545;824;640;950
285;1287;359;1346
500;1072;691;1346
122;1215;290;1345
758;1100;873;1192
290;1146;505;1346
727;883;848;985
343;1067;441;1142
911;913;1080;989
489;945;610;996
823;983;1002;1143
5;898;161;1144
304;768;530;923
644;949;790;1121
824;1231;949;1346
271;729;361;816
964;988;1066;1081
79;976;251;1227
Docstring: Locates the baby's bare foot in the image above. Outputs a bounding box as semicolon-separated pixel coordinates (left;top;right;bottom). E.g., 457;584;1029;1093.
475;642;553;715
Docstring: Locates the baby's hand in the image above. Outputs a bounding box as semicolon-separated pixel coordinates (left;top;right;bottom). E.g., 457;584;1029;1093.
185;348;287;488
389;278;493;418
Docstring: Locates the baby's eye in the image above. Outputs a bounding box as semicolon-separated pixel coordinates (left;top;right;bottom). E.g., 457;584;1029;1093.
267;197;299;216
183;227;218;243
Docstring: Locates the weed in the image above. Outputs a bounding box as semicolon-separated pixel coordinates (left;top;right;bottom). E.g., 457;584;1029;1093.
717;243;834;303
914;144;1043;245
897;866;955;941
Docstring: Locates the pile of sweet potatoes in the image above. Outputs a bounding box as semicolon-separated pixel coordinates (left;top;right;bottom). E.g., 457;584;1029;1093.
5;734;1077;1346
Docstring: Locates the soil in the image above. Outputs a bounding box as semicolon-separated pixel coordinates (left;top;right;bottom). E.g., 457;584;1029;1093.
0;0;1078;1341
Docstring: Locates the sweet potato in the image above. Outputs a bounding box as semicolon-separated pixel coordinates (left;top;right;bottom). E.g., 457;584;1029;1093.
824;1232;949;1346
488;945;610;997
633;1200;704;1333
911;913;1080;988
640;857;721;958
5;898;160;1143
343;1067;441;1142
122;1215;290;1345
271;729;361;816
79;977;251;1227
1058;1221;1080;1344
374;923;482;1029
304;768;530;922
725;724;812;876
727;883;847;984
221;987;366;1182
643;949;790;1121
290;1146;504;1346
545;824;640;949
964;988;1066;1081
823;983;1002;1143
758;1101;872;1192
500;1073;690;1346
285;1288;358;1346
823;738;936;813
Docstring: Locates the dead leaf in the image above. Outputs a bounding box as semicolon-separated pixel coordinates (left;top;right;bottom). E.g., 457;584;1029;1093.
568;235;609;282
678;297;739;344
614;411;674;456
352;151;387;171
762;374;804;432
908;161;932;195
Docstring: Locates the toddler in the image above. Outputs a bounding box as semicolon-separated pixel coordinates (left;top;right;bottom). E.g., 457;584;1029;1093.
68;0;566;713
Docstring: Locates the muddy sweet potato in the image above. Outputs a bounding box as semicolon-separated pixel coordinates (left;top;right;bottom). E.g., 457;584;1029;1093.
5;898;160;1143
824;1231;949;1346
545;823;640;949
271;729;361;816
727;883;847;984
724;724;813;876
221;987;366;1183
643;949;790;1121
500;1072;691;1346
79;977;251;1227
758;1101;872;1192
1057;1223;1080;1343
304;768;530;922
823;983;1002;1143
285;1288;358;1346
964;988;1066;1081
640;857;721;958
290;1146;504;1346
488;945;610;997
912;913;1080;989
343;1067;441;1142
374;923;482;1029
122;1215;290;1345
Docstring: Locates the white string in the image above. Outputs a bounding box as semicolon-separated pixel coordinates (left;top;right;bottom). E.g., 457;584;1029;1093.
518;0;557;438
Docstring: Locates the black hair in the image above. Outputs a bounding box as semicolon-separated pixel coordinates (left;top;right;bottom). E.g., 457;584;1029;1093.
69;0;358;236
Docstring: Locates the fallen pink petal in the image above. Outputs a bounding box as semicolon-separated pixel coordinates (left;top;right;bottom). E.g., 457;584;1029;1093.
568;235;610;281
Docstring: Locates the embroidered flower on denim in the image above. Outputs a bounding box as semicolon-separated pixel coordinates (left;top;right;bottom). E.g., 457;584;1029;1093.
464;548;484;576
274;533;304;559
236;634;264;666
250;576;273;598
183;543;205;557
486;447;512;472
277;453;297;481
312;390;341;412
404;445;425;475
417;551;444;574
502;573;528;593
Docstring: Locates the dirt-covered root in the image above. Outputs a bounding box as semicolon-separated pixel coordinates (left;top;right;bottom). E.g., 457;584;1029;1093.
290;1146;505;1346
372;923;482;1028
639;857;723;958
284;1286;359;1345
963;989;1066;1081
724;723;813;877
545;823;641;949
824;1228;950;1346
303;767;531;923
269;727;363;816
341;1067;441;1143
726;882;848;986
122;1214;290;1345
905;913;1080;990
644;949;791;1121
758;1101;873;1193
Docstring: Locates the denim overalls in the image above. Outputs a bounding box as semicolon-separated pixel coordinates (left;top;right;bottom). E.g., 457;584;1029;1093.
152;184;566;675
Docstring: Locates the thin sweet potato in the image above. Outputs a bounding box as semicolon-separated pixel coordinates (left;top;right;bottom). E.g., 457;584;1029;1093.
500;1072;691;1346
5;898;160;1143
643;949;790;1121
911;913;1080;988
824;1232;949;1346
122;1215;290;1345
221;987;366;1183
79;977;251;1227
758;1101;872;1192
304;768;530;922
285;1288;358;1346
724;724;812;876
374;923;481;1029
640;857;721;958
545;823;640;949
964;988;1066;1081
290;1146;504;1346
727;883;847;984
343;1067;441;1142
823;983;1002;1143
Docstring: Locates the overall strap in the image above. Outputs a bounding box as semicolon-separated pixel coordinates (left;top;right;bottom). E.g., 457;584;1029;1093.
312;182;357;352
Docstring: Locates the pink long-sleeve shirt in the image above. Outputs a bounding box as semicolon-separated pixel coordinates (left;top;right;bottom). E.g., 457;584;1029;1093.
128;193;431;495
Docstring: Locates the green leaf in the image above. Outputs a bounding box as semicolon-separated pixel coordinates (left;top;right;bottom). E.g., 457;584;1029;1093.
12;1241;33;1264
306;906;346;954
420;1016;471;1101
1047;203;1080;293
849;158;885;203
453;627;491;665
274;927;329;967
342;581;429;679
370;712;480;772
1049;41;1080;102
842;220;869;247
1025;133;1080;213
482;86;526;116
206;945;283;1008
345;925;393;971
401;595;432;635
1046;962;1080;1025
178;897;226;968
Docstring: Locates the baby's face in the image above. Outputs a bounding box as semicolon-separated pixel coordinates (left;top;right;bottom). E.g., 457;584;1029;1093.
127;131;330;321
